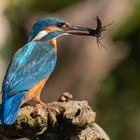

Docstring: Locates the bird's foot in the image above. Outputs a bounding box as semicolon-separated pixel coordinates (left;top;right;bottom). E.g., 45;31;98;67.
35;100;46;108
21;102;31;108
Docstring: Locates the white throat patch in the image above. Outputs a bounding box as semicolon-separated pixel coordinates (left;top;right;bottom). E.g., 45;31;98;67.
33;30;48;41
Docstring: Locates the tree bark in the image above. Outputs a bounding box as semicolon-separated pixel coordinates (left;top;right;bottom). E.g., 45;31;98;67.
0;93;110;140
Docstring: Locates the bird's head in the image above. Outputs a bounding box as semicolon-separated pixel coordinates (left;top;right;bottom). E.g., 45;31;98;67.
29;17;104;42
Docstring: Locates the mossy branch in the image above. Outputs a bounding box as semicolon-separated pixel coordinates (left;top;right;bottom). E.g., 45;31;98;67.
0;92;110;140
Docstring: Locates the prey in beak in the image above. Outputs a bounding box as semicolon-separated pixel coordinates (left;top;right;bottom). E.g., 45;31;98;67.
66;16;112;49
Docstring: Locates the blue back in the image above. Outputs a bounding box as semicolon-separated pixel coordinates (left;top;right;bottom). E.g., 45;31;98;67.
0;17;68;125
1;41;57;124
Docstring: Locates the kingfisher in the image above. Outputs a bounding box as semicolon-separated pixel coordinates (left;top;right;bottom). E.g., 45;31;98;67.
0;17;104;125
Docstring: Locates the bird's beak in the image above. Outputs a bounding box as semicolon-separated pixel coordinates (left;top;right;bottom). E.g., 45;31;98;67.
66;25;97;37
65;16;105;37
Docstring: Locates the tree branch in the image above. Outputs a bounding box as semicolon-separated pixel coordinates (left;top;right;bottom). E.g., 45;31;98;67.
0;93;110;140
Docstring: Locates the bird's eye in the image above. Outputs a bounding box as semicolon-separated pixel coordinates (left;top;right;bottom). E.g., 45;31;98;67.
57;23;65;27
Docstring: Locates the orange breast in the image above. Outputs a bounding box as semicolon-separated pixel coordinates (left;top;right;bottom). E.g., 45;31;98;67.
22;77;48;104
50;39;57;53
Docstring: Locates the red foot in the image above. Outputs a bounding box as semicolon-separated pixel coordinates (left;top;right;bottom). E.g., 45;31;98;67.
35;100;46;107
35;100;48;112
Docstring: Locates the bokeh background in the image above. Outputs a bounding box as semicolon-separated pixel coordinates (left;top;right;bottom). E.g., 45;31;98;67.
0;0;140;139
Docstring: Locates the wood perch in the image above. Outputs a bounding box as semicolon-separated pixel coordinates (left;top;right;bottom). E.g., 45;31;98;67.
0;92;110;140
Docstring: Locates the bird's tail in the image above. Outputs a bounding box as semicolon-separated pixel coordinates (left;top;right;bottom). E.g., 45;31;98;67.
0;91;3;124
0;106;2;125
0;92;25;125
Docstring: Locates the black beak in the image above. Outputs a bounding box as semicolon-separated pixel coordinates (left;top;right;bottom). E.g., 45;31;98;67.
67;25;97;36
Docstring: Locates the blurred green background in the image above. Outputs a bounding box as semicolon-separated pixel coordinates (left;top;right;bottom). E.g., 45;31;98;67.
0;0;140;140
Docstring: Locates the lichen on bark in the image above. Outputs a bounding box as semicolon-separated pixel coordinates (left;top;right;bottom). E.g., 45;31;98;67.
0;92;110;140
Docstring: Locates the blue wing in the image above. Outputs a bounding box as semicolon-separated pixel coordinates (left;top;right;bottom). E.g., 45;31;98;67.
1;41;57;124
3;41;57;95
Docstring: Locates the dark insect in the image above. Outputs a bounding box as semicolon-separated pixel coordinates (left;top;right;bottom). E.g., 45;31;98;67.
91;16;113;50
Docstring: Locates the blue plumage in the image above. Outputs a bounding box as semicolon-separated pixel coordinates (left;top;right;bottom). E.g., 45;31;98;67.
2;92;26;124
29;17;67;41
0;16;96;125
9;41;56;92
1;41;57;124
0;17;68;124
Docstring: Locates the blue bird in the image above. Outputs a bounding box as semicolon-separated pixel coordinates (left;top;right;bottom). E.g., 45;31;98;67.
0;17;104;125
